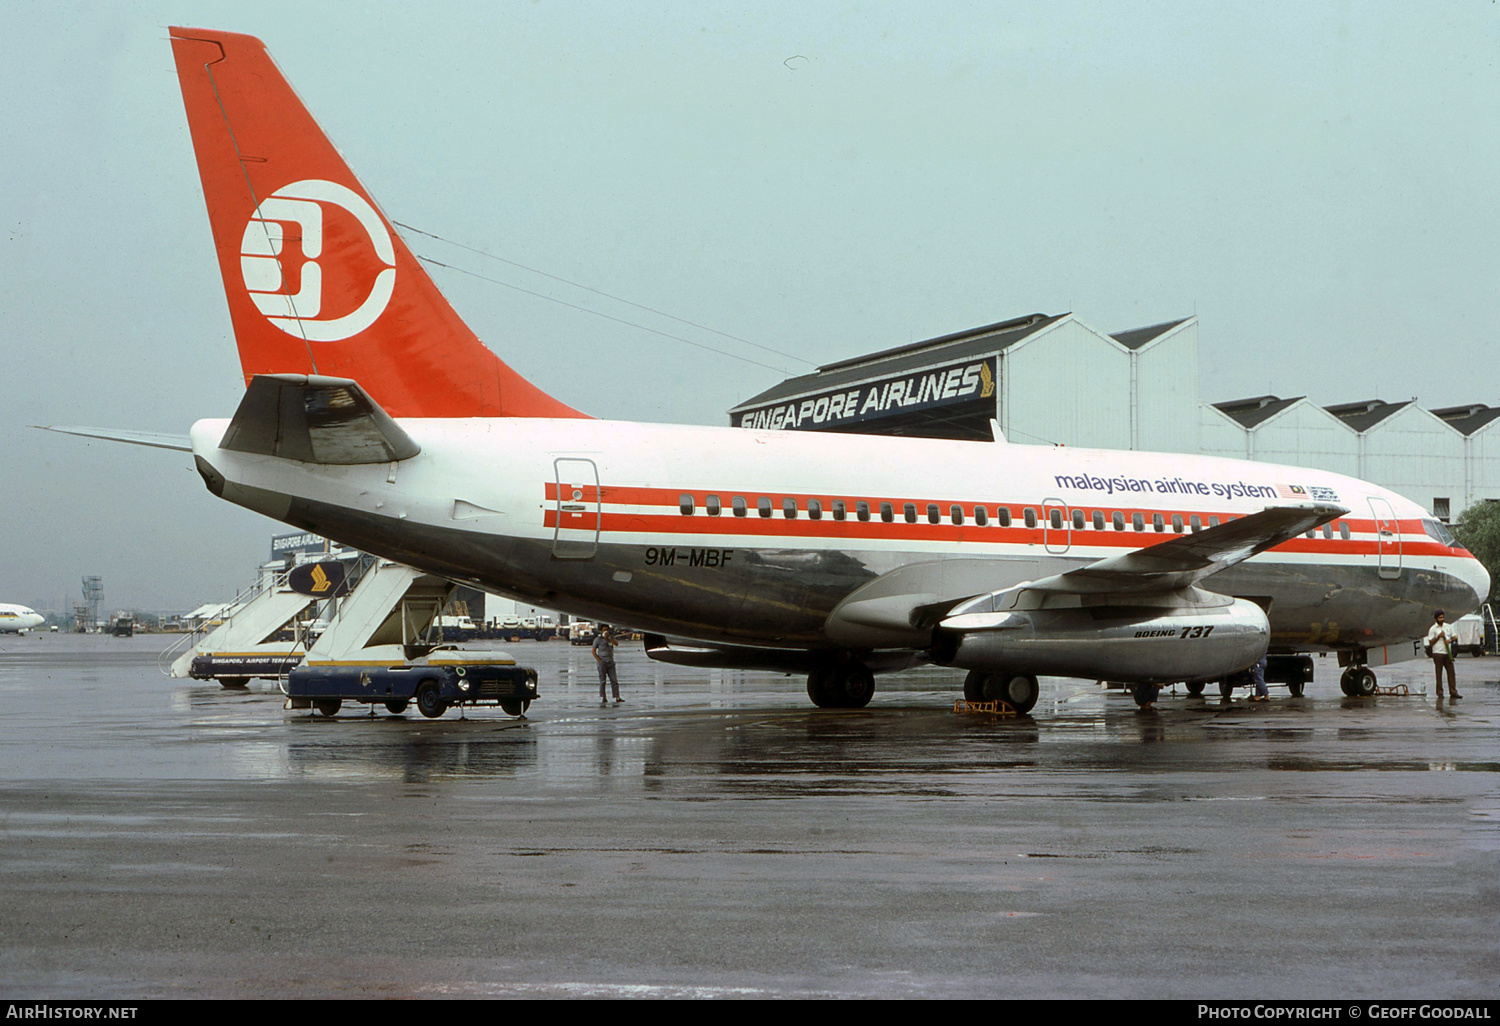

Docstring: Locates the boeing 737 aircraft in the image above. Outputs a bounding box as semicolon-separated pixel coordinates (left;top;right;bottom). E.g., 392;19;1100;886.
0;605;46;634
57;28;1489;713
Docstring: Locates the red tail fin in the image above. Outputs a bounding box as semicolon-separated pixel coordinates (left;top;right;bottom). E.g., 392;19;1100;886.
169;27;586;419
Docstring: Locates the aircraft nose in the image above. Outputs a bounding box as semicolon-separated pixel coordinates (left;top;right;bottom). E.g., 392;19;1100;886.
1460;555;1491;613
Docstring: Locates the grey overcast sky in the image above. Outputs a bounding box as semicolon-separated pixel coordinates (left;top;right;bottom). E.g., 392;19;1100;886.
3;0;1498;613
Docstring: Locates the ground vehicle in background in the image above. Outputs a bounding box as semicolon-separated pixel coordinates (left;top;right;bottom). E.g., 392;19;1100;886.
286;648;538;718
1453;613;1487;656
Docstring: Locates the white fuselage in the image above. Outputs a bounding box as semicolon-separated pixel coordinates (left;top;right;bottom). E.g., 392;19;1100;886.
189;416;1489;656
0;604;46;634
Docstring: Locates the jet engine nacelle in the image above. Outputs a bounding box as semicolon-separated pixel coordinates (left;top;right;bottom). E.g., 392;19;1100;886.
931;593;1269;685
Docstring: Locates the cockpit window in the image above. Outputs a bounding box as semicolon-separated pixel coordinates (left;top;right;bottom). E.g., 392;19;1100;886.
1422;519;1457;546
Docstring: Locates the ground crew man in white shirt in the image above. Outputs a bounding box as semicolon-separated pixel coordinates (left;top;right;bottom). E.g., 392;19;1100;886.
1426;610;1462;700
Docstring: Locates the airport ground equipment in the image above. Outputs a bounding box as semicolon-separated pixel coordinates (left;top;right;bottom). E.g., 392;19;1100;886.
281;560;538;718
160;564;323;686
286;651;538;718
952;698;1017;717
1453;609;1490;656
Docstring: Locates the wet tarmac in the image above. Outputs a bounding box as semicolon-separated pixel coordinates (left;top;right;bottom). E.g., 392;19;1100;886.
0;633;1496;998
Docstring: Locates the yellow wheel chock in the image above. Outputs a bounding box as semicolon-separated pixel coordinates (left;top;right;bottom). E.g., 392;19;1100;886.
953;699;1017;716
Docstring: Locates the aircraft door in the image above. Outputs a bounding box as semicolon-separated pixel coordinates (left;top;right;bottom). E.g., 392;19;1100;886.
1043;498;1071;554
1368;496;1401;580
553;458;600;559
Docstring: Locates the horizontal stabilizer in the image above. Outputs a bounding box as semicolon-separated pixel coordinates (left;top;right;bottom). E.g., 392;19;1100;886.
38;426;193;452
219;374;421;465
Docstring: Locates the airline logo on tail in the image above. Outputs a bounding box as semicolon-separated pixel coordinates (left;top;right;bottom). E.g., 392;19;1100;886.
239;179;396;342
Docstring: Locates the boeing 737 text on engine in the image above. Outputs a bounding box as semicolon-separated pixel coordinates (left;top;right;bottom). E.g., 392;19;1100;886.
53;28;1488;714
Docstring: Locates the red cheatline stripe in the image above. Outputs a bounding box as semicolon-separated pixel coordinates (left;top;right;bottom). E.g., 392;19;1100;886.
540;481;1462;555
541;509;1456;558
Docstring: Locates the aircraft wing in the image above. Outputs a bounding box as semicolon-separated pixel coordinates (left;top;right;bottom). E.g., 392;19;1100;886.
1031;502;1348;595
38;426;193;452
824;502;1348;646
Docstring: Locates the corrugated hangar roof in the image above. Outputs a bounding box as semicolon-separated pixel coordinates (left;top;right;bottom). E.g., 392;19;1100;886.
1213;395;1308;429
1324;399;1411;432
730;312;1189;414
730;313;1059;413
1432;404;1500;436
1108;318;1191;351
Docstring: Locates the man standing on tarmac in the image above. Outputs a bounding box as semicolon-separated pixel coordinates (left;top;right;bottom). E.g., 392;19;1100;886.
1427;610;1462;700
593;624;623;704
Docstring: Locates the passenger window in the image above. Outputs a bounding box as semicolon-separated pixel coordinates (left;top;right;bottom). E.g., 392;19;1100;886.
1189;515;1202;532
927;503;940;524
904;503;918;524
1024;508;1038;529
831;500;846;521
1072;509;1085;530
783;498;797;519
679;494;694;516
1209;516;1220;527
880;502;894;523
857;501;871;523
1339;521;1350;540
1112;511;1125;531
997;507;1012;527
1152;513;1164;532
1093;511;1105;531
732;496;747;518
706;495;722;517
1050;509;1064;529
1171;514;1183;533
1322;523;1332;539
974;507;988;527
808;499;822;520
757;497;773;519
1132;513;1145;532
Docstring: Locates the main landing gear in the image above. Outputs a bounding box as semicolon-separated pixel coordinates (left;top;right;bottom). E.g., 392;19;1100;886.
807;659;876;708
1339;665;1378;697
962;670;1041;715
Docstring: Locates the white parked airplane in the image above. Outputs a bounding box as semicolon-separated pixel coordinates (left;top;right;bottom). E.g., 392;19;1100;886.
54;28;1490;712
0;604;46;634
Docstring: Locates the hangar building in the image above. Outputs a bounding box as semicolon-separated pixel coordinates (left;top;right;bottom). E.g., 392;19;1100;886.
730;312;1499;523
729;312;1200;451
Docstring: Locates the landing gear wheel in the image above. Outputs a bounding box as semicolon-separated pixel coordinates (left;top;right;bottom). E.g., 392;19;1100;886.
996;673;1040;714
499;699;531;717
963;669;987;702
1185;681;1206;696
807;666;838;708
808;661;875;708
218;677;250;689
967;671;1039;714
1219;678;1236;699
1286;666;1306;698
837;664;875;708
1130;683;1160;709
313;698;341;717
415;680;446;718
384;699;408;714
1342;666;1377;697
